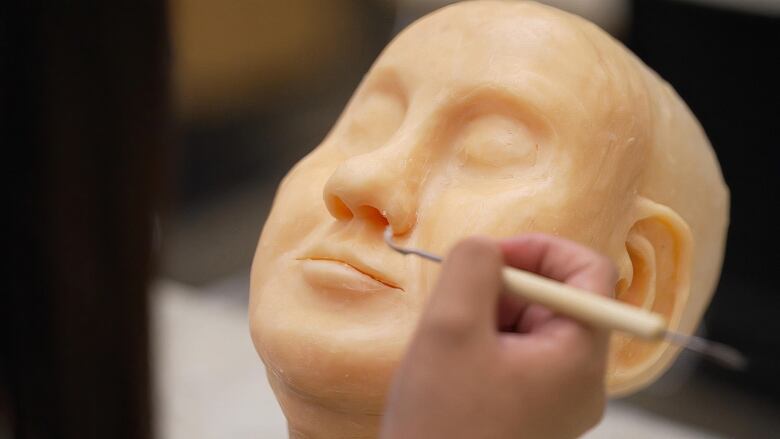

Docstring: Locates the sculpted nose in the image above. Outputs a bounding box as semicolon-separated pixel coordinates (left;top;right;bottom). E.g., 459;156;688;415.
323;147;421;234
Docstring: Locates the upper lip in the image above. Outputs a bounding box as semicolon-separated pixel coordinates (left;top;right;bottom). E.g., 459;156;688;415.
298;245;403;291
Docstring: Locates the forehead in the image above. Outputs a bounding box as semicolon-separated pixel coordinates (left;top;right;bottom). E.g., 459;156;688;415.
351;2;652;199
375;2;603;102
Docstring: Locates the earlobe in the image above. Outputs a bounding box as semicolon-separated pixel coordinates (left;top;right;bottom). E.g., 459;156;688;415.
608;197;694;395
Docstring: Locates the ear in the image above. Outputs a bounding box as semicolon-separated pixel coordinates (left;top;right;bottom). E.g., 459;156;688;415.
608;196;693;395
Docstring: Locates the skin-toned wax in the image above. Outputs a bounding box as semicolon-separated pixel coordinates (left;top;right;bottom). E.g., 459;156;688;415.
249;2;729;437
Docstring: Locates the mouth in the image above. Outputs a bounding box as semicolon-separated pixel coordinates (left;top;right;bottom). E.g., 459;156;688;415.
297;256;403;291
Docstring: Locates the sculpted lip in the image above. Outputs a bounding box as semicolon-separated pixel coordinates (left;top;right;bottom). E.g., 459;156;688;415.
297;256;403;291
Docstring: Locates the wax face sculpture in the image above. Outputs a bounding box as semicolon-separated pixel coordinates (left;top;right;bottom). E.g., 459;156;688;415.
250;1;728;437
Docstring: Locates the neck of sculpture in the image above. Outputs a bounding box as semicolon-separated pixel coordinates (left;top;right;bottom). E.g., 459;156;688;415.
277;385;382;439
286;411;381;439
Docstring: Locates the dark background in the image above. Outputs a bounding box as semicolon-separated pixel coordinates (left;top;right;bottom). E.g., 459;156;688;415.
628;0;780;400
2;0;778;437
4;1;167;438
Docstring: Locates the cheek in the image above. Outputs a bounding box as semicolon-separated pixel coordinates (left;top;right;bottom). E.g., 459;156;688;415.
251;262;419;412
260;148;341;249
414;179;624;276
416;187;567;254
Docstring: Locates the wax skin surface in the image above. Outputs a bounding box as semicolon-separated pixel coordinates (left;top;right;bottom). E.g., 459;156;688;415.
249;2;729;437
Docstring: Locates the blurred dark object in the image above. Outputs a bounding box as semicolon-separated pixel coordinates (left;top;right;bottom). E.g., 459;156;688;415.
3;1;168;438
629;0;780;400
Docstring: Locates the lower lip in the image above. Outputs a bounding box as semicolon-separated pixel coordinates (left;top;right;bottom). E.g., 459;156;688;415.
300;259;397;293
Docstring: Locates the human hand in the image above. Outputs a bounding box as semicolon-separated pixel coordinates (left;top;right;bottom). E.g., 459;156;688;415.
380;234;618;439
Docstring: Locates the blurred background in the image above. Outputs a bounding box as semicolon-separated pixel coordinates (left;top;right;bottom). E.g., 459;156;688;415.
4;0;779;438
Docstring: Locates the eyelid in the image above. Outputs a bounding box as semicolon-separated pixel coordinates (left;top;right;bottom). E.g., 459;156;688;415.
458;117;538;167
446;86;553;142
340;70;408;155
359;68;408;112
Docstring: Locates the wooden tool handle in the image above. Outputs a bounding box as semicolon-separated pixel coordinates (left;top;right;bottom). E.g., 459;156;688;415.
501;267;667;340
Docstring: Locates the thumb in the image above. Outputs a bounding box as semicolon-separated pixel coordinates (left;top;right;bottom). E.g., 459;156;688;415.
423;237;504;335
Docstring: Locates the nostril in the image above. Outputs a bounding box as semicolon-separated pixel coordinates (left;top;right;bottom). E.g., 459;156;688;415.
354;205;390;228
326;195;353;220
325;194;391;228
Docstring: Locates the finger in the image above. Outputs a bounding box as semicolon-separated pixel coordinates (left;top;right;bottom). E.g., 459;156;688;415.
500;233;617;296
512;304;607;357
514;303;554;333
501;310;610;375
423;236;504;335
496;291;529;332
498;234;614;336
499;234;616;354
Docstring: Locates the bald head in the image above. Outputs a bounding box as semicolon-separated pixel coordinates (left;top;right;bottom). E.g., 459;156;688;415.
366;0;727;392
250;4;729;435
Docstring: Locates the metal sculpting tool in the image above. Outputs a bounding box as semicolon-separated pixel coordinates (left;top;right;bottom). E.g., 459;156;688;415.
384;226;747;370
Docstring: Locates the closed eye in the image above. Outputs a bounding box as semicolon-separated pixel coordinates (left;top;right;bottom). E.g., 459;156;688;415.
456;114;538;169
341;70;408;155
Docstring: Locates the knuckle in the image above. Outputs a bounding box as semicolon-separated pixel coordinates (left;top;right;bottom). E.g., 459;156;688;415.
520;232;547;247
596;255;619;282
450;236;500;264
583;254;619;295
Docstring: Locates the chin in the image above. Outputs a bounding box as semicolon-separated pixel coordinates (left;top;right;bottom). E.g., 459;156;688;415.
250;263;414;426
268;372;384;439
